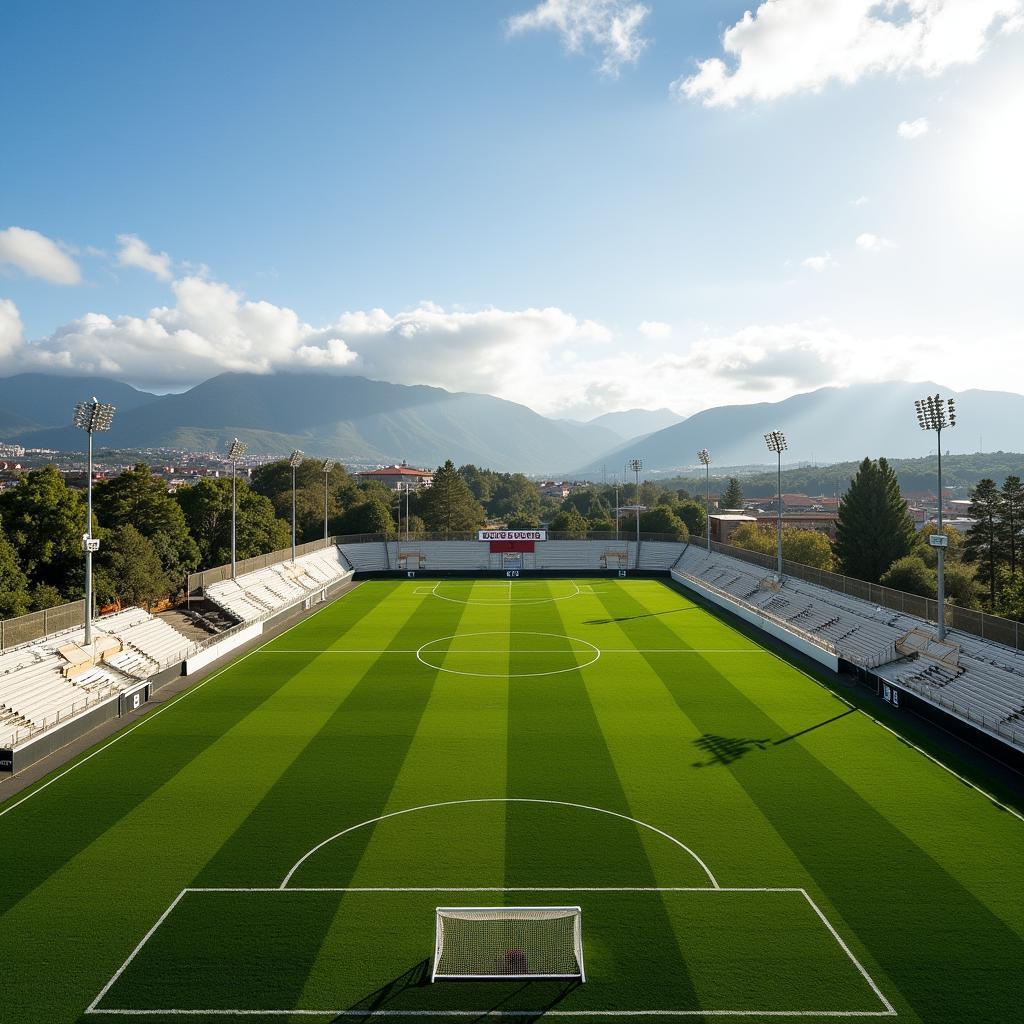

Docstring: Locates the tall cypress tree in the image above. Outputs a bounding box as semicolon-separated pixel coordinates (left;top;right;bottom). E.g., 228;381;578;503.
721;478;744;508
421;460;485;536
998;475;1024;576
834;457;916;582
964;478;1001;604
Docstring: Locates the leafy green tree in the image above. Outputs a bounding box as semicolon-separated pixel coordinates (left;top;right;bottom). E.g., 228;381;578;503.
459;464;493;503
489;474;541;518
721;478;744;509
421;460;485;536
586;517;616;535
963;478;1001;604
30;583;64;610
549;507;588;538
396;513;426;539
999;475;1024;575
95;525;169;610
994;568;1024;621
834;457;916;583
880;555;936;598
914;522;964;569
638;505;689;541
943;563;979;610
251;460;358;542
730;522;774;556
0;466;87;597
505;510;541;529
176;477;289;566
339;498;395;536
676;500;707;539
93;463;199;587
0;523;31;618
782;529;834;570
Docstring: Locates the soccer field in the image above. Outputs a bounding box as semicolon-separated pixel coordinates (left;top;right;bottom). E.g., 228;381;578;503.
2;578;1023;1023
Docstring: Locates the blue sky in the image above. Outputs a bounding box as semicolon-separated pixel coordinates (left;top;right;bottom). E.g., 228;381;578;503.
1;0;1022;418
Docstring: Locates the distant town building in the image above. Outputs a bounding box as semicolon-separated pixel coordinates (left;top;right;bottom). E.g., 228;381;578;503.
539;481;573;499
356;461;433;491
0;443;26;458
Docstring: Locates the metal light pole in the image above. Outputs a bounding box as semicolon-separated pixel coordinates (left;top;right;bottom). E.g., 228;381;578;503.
227;438;248;578
764;431;788;580
613;476;619;543
915;394;956;640
322;459;335;544
404;481;411;543
698;449;711;551
626;459;644;553
73;398;116;647
289;450;304;562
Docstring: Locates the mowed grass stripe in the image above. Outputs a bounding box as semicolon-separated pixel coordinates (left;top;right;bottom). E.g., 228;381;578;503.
554;581;803;890
597;581;1024;1023
295;581;512;1007
0;583;387;921
196;581;463;890
505;580;702;1009
0;588;415;1023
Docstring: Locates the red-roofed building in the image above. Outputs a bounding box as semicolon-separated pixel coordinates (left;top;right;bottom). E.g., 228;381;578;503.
356;462;433;491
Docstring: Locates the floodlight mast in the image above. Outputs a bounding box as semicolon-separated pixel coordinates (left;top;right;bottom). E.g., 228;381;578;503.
289;450;305;562
322;459;336;544
625;458;644;561
227;438;248;579
764;431;788;580
72;398;116;647
915;394;956;640
697;449;711;552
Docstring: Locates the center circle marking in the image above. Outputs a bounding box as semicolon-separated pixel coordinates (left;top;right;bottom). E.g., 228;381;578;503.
416;631;601;678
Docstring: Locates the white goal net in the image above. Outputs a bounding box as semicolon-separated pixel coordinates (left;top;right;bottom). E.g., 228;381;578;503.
431;906;585;983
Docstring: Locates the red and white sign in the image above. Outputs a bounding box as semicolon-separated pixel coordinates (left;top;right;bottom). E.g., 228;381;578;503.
478;530;546;542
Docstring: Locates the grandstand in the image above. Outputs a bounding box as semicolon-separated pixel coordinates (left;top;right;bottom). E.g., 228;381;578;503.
672;545;1024;749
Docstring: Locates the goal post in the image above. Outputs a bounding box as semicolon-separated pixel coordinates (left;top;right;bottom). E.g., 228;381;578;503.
431;906;585;983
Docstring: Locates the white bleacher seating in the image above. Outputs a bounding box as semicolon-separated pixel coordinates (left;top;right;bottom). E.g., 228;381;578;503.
338;541;389;572
205;546;352;623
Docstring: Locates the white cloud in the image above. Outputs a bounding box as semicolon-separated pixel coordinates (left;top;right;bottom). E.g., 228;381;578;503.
801;252;837;272
850;195;870;206
116;234;173;280
638;320;672;339
508;0;650;75
0;226;81;285
897;116;931;138
674;0;1022;107
0;298;24;360
856;231;896;251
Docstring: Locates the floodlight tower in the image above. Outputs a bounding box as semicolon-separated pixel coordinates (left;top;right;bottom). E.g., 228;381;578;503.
289;450;305;562
72;397;116;647
764;430;788;580
226;438;248;578
322;459;335;544
697;449;711;552
625;458;644;551
915;394;956;640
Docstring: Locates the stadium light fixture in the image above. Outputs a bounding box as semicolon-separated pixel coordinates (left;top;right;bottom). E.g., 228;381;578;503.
289;450;305;561
697;449;711;552
322;459;335;544
72;398;116;647
764;431;788;581
226;438;249;579
625;458;644;559
915;394;956;640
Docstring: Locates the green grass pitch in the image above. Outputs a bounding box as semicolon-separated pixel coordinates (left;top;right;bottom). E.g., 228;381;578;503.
1;578;1022;1023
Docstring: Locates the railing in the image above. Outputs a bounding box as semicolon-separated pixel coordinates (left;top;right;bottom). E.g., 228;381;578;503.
670;566;839;660
336;532;688;545
707;540;1024;654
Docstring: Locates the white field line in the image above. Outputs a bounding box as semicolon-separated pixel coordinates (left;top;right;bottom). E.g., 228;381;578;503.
257;649;766;655
280;797;721;889
798;890;896;1015
86;887;190;1012
86;887;895;1018
0;597;333;819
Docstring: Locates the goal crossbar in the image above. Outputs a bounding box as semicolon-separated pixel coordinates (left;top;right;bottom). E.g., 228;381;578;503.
431;906;585;983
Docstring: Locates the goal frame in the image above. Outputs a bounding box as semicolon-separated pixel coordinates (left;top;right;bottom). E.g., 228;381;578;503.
431;905;585;984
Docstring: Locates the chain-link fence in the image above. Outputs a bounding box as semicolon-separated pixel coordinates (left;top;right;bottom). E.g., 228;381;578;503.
0;601;86;651
708;540;1024;653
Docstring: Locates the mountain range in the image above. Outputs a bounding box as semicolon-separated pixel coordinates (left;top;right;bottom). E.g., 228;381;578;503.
2;373;1020;475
